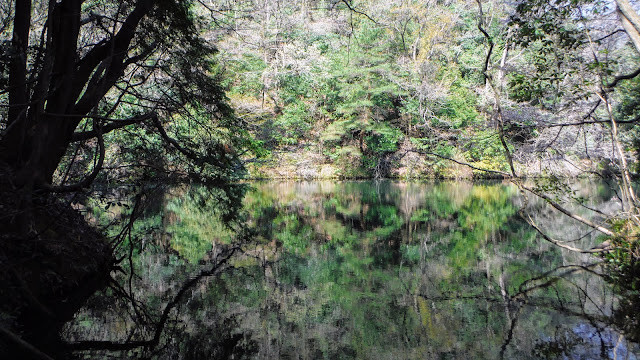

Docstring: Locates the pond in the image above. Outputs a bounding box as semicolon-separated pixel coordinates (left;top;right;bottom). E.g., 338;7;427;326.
65;180;640;359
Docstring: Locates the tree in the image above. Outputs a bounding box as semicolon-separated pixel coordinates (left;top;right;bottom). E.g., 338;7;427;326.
0;0;245;232
0;1;249;357
455;0;640;274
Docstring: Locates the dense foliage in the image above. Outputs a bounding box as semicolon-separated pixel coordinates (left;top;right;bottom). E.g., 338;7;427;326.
203;0;640;181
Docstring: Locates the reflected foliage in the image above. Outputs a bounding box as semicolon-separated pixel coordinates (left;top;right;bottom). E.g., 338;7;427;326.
66;181;640;359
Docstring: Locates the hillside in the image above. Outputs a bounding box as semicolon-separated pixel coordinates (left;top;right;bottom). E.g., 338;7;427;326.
202;0;640;179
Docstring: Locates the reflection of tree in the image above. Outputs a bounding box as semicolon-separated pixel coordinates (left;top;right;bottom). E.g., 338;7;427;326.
228;182;633;358
413;263;637;359
62;184;251;359
67;245;242;355
608;245;640;343
64;181;640;359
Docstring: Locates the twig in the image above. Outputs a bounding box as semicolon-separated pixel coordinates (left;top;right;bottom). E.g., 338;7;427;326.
405;149;512;177
340;0;377;24
520;184;614;236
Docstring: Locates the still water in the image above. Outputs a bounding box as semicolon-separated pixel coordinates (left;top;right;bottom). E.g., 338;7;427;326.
65;181;640;359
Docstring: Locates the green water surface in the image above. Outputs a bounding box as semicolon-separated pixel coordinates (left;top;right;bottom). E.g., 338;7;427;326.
66;181;640;359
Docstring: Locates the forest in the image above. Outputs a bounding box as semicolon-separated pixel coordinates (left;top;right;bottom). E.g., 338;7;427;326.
1;0;640;358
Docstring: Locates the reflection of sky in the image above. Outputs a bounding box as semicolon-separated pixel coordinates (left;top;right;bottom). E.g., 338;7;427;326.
573;323;638;360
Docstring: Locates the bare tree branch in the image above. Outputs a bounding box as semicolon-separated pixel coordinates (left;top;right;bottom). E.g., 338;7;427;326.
70;112;155;142
406;149;512;178
520;184;614;236
340;0;377;24
520;210;610;253
476;0;517;177
606;66;640;89
476;0;494;85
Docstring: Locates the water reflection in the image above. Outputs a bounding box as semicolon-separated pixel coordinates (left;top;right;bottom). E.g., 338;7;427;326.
65;181;639;359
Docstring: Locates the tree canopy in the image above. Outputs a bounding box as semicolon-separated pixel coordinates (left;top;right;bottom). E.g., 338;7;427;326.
0;0;247;198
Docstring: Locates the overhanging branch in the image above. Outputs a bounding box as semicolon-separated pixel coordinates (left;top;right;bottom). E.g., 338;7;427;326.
521;210;610;253
520;185;614;237
406;149;512;178
70;112;155;142
151;114;203;164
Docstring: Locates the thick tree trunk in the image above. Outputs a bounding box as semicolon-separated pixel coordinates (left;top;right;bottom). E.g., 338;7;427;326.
3;0;32;170
1;0;153;190
2;0;81;186
617;0;640;54
13;118;78;187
